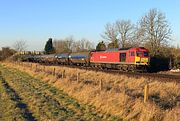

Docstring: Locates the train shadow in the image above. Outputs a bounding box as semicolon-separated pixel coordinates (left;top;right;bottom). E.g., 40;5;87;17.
149;93;178;110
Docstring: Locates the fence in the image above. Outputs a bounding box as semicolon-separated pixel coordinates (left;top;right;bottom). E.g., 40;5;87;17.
16;62;150;103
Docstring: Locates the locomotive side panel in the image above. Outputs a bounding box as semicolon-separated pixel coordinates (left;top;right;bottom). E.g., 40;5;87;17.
90;51;135;64
90;51;120;63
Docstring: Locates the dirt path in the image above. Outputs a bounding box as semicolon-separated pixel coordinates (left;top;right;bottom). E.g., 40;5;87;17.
0;65;118;121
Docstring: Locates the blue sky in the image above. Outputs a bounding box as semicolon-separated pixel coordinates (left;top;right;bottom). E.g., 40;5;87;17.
0;0;180;50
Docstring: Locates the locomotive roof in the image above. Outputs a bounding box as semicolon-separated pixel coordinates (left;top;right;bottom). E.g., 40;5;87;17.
105;47;131;52
119;47;132;50
104;47;147;52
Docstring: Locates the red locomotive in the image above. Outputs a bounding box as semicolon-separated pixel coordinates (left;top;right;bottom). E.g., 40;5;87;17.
90;47;149;71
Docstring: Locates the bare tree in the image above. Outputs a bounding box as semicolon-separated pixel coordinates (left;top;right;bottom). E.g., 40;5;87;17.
53;36;75;53
53;36;94;53
64;36;75;51
139;8;172;56
101;23;118;43
0;47;16;60
130;23;146;47
79;38;94;50
116;20;134;48
13;40;27;51
72;38;94;52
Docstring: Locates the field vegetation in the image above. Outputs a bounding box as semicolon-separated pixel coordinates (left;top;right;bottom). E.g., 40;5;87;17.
3;62;179;121
0;64;119;121
0;73;27;121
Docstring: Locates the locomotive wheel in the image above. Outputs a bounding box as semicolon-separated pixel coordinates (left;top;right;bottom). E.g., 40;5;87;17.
128;65;136;72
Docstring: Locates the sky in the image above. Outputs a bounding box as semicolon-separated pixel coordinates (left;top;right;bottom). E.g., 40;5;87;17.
0;0;180;51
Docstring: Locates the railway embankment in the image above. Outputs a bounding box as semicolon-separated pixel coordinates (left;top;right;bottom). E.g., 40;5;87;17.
2;62;180;121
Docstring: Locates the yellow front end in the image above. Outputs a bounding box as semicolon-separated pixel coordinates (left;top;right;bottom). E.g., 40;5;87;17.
135;56;149;65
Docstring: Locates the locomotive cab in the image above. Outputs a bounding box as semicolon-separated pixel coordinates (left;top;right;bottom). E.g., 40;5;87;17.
135;48;149;65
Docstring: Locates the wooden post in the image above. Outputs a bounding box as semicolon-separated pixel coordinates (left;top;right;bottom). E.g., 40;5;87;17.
30;63;32;69
62;71;64;78
53;68;56;76
77;72;80;82
122;82;127;111
62;70;65;78
35;64;38;71
144;84;149;103
99;79;103;91
43;66;45;72
123;82;126;99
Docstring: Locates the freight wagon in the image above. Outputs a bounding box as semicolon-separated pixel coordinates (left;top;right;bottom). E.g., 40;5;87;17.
68;52;91;66
55;53;70;64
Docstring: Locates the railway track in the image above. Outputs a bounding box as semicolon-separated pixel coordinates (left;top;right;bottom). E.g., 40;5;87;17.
36;62;180;83
85;67;180;83
12;61;179;83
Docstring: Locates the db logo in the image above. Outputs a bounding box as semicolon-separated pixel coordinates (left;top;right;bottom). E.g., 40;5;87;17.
100;56;107;59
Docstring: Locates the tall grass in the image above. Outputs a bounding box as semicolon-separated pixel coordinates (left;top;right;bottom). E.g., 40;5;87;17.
4;62;180;121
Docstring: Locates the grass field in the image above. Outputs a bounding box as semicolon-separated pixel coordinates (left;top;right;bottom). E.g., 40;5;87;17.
1;62;180;121
0;64;119;121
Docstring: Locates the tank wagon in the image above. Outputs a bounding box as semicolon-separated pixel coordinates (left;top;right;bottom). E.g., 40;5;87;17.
55;53;70;64
69;52;91;66
40;54;56;64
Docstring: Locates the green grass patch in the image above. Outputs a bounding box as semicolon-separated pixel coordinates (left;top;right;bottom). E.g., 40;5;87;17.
0;64;122;120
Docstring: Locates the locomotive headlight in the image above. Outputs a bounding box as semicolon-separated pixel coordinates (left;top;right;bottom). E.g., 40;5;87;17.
135;56;140;63
141;58;148;63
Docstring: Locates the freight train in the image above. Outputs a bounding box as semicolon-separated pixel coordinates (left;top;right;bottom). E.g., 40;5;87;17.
20;47;150;72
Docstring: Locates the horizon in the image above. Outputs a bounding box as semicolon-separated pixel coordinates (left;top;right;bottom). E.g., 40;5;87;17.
0;0;180;51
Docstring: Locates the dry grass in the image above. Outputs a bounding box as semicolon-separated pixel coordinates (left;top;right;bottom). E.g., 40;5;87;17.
3;62;180;121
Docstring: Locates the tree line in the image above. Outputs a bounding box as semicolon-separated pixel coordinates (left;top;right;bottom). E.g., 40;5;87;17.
44;8;179;70
45;8;173;56
0;40;27;61
44;37;94;54
100;8;172;57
